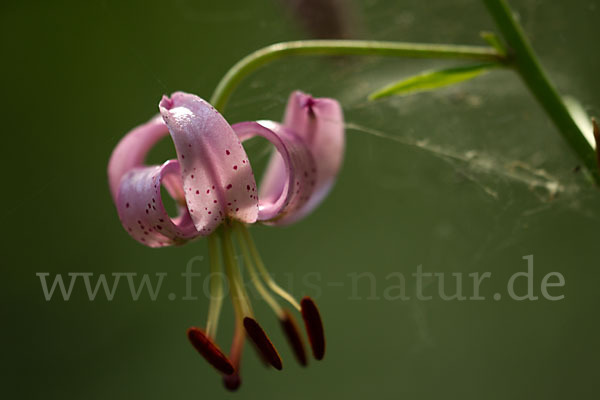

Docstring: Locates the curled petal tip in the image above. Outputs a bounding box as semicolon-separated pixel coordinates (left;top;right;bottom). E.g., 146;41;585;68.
159;94;174;110
300;297;326;360
107;115;169;202
257;91;345;225
243;317;283;370
233;121;316;222
187;327;235;375
116;160;197;247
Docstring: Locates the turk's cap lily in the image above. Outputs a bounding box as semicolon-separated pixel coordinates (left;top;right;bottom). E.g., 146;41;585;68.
107;90;342;390
108;91;344;246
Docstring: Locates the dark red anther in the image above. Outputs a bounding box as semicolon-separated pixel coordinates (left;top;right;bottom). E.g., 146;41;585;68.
187;327;235;375
243;317;283;370
280;309;308;366
223;372;241;391
300;297;325;360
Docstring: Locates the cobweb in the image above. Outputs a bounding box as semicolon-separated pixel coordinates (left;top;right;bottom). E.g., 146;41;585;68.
219;0;600;221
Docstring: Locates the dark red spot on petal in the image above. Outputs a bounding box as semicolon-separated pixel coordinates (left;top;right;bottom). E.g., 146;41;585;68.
226;184;232;190
226;150;231;155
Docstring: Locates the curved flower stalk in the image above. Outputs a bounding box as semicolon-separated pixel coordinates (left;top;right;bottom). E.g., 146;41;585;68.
107;90;344;390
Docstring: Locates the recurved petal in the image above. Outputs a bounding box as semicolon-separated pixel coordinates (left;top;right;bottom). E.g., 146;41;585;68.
232;121;317;223
280;91;345;223
116;160;198;247
108;115;168;202
160;92;259;236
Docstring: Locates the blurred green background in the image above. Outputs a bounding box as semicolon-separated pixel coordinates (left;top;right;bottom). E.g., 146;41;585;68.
2;0;599;398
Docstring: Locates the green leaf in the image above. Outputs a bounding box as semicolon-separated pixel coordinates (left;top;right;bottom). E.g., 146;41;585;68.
368;63;498;100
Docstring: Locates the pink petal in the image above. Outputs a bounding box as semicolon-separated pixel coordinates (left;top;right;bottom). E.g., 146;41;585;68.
260;91;345;224
233;121;317;222
108;115;197;246
108;115;168;202
160;92;258;234
116;160;198;247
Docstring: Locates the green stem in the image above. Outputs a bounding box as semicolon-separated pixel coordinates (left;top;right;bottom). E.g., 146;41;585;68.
482;0;600;183
209;40;506;111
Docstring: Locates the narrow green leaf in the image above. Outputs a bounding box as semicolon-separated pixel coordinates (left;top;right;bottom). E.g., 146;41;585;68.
368;63;498;100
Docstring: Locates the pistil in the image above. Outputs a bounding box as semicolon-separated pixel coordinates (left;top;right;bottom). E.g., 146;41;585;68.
220;222;283;370
223;317;245;391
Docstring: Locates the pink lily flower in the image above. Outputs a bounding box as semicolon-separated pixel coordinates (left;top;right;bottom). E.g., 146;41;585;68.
107;91;344;390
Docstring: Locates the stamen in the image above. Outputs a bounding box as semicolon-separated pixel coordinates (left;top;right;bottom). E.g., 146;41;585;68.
187;327;235;375
300;297;326;360
280;309;308;366
220;225;253;318
234;223;284;317
237;222;301;311
206;234;224;338
243;317;283;370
